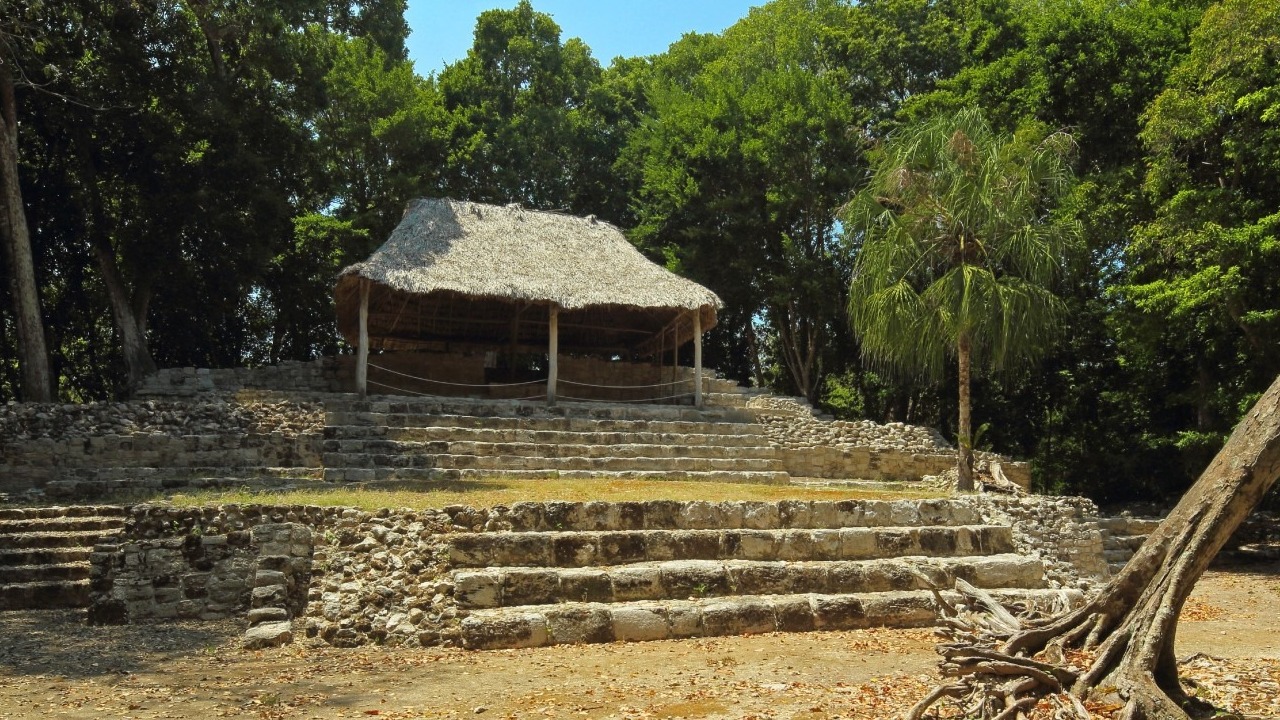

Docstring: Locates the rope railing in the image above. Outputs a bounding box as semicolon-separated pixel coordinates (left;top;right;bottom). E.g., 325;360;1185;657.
559;392;695;404
367;362;696;404
559;378;692;389
369;362;546;388
368;379;545;401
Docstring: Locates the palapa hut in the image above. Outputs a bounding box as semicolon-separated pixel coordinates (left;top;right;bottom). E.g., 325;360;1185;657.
334;198;722;406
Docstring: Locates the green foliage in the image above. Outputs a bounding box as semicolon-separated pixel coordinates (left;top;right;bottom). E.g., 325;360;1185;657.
436;1;610;214
1114;0;1280;486
845;108;1079;381
625;0;864;397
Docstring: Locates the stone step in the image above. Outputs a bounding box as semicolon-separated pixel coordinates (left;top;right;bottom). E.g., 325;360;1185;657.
320;467;790;485
456;588;1083;650
0;579;90;611
0;515;127;534
64;466;323;481
0;506;128;521
1103;549;1136;563
328;398;758;424
701;392;749;408
1103;534;1148;552
433;499;985;533
0;562;89;584
43;469;325;500
326;412;765;436
0;547;92;567
320;452;786;474
1097;517;1163;534
365;426;777;449
326;434;779;457
444;525;1016;569
452;554;1045;609
1;529;122;550
453;468;792;485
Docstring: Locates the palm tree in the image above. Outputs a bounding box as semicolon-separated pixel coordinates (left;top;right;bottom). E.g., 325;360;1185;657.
844;108;1078;490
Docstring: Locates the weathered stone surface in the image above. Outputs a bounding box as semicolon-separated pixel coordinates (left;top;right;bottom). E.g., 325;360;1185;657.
248;607;290;624
244;620;293;649
610;607;668;642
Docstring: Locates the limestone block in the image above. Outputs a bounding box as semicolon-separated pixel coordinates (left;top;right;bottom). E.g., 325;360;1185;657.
595;532;647;565
670;531;721;561
735;531;780;561
659;560;728;599
452;571;501;609
248;607;289;624
244;620;293;649
551;533;598;566
610;607;669;642
639;530;678;561
545;606;613;645
610;566;662;602
838;528;876;559
701;598;775;636
860;592;936;627
812;595;867;630
252;585;286;607
558;568;611;603
666;604;704;638
771;596;816;632
502;568;560;606
254;570;286;587
460;613;548;650
740;503;779;530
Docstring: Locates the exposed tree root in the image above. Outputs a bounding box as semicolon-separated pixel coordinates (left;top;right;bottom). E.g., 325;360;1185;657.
904;373;1280;720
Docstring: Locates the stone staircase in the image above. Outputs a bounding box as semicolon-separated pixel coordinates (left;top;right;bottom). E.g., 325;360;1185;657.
0;506;127;610
1097;516;1161;574
403;500;1083;650
320;397;790;486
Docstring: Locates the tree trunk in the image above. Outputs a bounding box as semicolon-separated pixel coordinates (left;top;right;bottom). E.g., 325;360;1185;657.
910;371;1280;720
0;58;53;402
90;240;155;393
956;333;974;491
79;150;156;395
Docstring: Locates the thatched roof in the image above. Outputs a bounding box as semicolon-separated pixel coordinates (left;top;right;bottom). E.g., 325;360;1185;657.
334;198;721;355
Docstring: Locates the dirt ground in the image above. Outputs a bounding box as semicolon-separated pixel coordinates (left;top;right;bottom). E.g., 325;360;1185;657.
1;562;1277;720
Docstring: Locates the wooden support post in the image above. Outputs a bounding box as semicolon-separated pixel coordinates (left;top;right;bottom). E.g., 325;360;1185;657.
547;304;559;406
357;280;370;398
694;309;703;409
670;319;678;389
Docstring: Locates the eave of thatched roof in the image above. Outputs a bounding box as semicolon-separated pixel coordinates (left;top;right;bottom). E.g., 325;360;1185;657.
334;198;721;354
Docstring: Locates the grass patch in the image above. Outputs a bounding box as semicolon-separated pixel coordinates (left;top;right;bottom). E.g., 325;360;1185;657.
164;478;948;511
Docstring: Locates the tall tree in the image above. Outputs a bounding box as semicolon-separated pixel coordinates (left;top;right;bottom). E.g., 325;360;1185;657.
13;0;411;393
1123;0;1280;447
0;3;54;401
845;108;1077;490
437;0;605;213
626;0;865;397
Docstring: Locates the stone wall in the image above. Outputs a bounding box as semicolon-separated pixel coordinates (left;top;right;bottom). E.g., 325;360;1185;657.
87;505;324;648
0;398;323;494
88;496;1108;648
137;360;349;397
974;496;1108;586
750;396;1031;488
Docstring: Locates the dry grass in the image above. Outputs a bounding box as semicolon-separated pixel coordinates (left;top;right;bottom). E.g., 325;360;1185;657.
164;477;948;511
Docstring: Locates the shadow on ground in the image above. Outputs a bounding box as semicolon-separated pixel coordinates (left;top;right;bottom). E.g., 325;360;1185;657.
0;609;241;679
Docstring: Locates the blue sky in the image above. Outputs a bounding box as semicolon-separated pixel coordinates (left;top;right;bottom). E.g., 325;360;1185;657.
404;1;761;75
